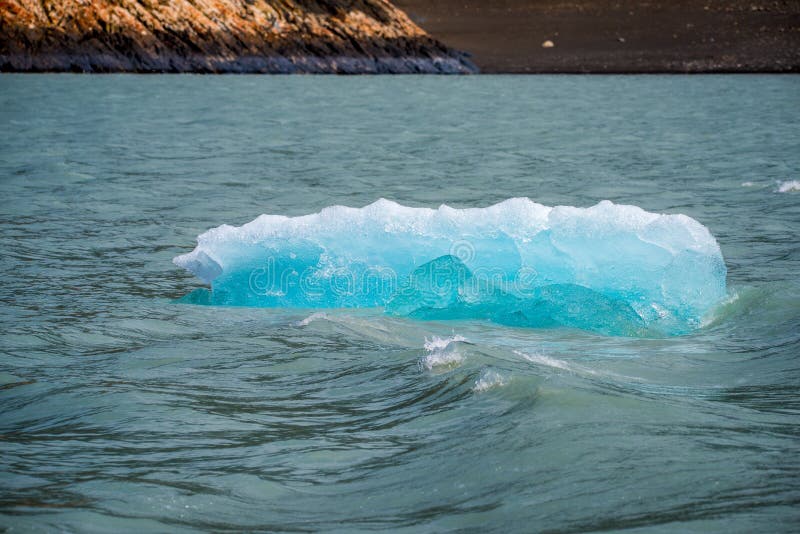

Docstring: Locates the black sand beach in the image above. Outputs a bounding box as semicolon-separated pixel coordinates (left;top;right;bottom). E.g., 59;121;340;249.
394;0;800;72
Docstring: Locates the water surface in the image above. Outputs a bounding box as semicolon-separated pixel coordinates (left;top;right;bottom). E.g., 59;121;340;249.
1;74;799;532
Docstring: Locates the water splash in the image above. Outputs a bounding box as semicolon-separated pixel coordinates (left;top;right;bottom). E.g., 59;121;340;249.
473;369;509;392
777;180;800;193
295;312;328;327
420;335;466;371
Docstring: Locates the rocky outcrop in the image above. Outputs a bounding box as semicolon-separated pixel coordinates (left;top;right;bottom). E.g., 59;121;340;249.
0;0;477;73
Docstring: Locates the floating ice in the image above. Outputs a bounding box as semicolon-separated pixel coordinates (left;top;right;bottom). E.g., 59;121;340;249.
174;198;727;336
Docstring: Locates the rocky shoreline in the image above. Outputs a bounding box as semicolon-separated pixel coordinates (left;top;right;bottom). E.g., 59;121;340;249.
0;0;477;74
3;0;797;74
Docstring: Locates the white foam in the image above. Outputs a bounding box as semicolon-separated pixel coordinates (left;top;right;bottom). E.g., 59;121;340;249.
515;350;577;372
420;335;466;370
423;334;467;352
295;312;328;327
473;369;508;392
515;349;646;387
777;180;800;193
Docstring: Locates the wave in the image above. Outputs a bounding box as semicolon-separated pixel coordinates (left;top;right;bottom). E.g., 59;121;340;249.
777;180;800;193
295;312;328;327
174;199;727;336
473;369;508;392
421;335;467;371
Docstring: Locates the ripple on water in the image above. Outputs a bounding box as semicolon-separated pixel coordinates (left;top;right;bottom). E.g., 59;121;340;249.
1;74;799;531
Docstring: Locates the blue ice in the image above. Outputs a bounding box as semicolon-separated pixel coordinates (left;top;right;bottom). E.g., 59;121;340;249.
174;199;727;336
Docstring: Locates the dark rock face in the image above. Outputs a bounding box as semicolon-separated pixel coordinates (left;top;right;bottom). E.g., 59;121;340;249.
0;0;477;73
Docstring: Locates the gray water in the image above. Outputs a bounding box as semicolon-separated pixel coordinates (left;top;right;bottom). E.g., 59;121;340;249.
1;74;799;532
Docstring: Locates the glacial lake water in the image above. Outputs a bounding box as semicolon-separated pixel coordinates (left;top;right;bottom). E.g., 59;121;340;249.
1;74;798;532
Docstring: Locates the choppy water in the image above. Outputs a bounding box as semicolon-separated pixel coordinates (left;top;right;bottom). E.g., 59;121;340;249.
1;74;799;532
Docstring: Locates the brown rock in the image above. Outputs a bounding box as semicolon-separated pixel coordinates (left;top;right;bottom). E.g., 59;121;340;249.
0;0;477;73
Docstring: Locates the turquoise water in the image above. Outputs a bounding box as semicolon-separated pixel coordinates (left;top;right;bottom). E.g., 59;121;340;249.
1;74;799;532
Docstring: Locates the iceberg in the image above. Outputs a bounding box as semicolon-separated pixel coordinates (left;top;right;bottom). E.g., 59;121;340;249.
173;199;727;336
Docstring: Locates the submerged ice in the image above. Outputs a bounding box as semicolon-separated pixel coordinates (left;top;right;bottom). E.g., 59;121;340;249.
174;198;727;336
